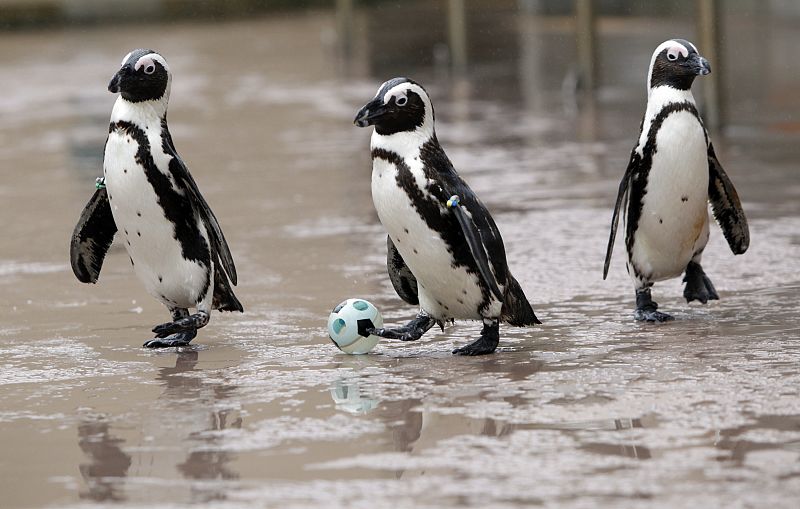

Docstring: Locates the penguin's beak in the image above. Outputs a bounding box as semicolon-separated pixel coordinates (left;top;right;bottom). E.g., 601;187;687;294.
108;64;134;94
354;98;387;127
689;54;711;76
108;69;123;94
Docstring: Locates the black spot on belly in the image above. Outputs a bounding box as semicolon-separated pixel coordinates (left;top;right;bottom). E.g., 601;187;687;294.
130;257;135;266
158;275;163;282
443;305;449;311
681;196;689;202
137;231;141;237
413;248;418;254
137;211;142;217
123;169;127;174
126;240;131;246
404;228;409;234
457;298;464;304
124;229;128;235
462;289;468;295
437;300;443;306
659;218;663;224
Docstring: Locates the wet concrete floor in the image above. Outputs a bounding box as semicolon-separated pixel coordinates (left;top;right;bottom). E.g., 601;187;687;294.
1;6;799;509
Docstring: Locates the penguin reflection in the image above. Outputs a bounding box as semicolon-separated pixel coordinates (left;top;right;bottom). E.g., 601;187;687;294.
77;420;132;502
155;350;241;487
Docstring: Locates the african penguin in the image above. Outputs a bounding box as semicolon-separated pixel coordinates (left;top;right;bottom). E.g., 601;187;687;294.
603;39;749;321
70;49;243;347
354;77;540;355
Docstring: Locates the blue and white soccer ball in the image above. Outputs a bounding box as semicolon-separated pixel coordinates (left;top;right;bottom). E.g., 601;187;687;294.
327;298;383;354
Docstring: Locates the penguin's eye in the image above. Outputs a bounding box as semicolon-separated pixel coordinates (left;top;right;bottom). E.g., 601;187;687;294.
666;49;680;62
144;64;156;75
396;96;408;107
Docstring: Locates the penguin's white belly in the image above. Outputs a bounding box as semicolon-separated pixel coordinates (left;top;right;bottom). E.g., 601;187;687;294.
104;131;210;308
631;112;710;281
371;159;498;320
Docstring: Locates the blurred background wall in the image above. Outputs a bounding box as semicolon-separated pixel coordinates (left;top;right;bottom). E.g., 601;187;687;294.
2;0;797;135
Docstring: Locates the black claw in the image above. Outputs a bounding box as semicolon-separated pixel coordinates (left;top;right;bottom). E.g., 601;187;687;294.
683;261;719;304
369;313;435;342
633;309;674;322
705;276;720;301
152;322;179;338
143;330;197;348
399;332;423;342
453;319;499;356
452;342;496;355
151;311;210;338
634;288;673;322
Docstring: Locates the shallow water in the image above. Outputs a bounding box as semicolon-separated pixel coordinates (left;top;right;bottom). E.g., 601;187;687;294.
1;6;799;509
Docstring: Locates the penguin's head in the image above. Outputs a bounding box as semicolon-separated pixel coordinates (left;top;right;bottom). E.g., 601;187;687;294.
109;49;170;103
354;77;434;136
647;39;711;92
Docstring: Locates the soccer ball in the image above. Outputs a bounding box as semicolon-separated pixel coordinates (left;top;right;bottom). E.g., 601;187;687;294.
327;298;383;354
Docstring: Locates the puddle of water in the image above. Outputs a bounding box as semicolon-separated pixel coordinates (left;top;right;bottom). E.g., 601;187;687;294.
1;4;799;509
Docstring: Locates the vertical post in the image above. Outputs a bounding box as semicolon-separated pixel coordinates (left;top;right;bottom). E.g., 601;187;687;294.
697;0;722;130
448;0;467;74
336;0;355;60
575;0;596;92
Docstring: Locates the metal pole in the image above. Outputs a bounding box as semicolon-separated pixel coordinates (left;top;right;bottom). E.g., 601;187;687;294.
336;0;355;59
575;0;596;92
448;0;467;74
697;0;723;130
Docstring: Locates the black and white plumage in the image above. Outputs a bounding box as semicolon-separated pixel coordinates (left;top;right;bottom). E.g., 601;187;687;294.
354;78;539;355
70;49;242;347
604;39;749;322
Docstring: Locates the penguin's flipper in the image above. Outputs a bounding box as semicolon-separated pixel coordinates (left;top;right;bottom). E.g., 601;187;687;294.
70;187;117;284
387;236;419;305
212;255;244;312
603;151;638;279
161;126;238;285
447;195;503;302
707;143;749;255
502;275;541;326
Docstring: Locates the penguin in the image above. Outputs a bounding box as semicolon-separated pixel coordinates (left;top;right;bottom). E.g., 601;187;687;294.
603;39;749;321
354;77;540;355
70;49;243;347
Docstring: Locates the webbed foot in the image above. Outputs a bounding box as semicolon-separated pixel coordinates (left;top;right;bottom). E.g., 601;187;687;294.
453;318;499;356
144;329;197;348
633;308;674;322
367;312;436;342
152;311;210;338
683;261;719;304
634;288;674;322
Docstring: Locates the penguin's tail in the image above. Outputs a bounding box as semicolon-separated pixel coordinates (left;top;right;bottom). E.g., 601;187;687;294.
501;275;541;326
212;261;244;313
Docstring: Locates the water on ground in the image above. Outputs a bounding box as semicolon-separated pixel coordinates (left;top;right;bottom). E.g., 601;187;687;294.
0;6;799;508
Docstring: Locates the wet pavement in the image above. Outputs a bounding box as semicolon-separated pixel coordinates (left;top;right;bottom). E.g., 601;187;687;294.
1;5;799;509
